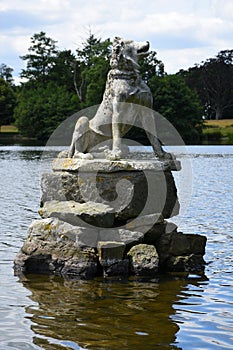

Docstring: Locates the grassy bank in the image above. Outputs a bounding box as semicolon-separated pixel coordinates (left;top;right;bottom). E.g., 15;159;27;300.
0;125;42;145
202;119;233;144
0;125;18;133
1;122;233;145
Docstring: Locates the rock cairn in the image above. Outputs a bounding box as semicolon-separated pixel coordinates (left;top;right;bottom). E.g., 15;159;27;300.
14;155;206;278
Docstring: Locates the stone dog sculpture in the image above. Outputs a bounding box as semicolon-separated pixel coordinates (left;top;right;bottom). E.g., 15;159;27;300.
69;37;169;160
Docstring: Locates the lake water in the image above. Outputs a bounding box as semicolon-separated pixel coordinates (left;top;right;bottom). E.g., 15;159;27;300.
0;145;233;350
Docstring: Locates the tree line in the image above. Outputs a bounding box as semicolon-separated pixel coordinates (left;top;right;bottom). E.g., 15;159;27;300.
1;31;233;144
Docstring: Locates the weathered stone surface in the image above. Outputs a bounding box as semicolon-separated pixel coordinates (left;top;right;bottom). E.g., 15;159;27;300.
14;218;98;278
97;241;129;277
23;217;99;247
98;228;144;248
126;213;164;231
97;241;126;262
40;172;83;204
126;215;177;244
41;168;179;220
101;260;129;277
156;231;206;263
169;232;207;256
166;254;206;272
39;200;115;228
127;244;159;276
143;221;177;245
52;158;181;173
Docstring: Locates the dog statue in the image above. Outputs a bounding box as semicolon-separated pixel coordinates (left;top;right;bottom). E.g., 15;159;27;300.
68;37;169;160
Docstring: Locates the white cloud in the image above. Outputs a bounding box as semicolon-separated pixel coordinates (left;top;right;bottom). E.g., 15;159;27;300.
159;47;220;73
0;0;232;77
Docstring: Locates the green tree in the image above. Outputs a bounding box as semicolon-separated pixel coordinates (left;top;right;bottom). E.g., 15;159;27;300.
179;50;233;119
0;78;16;126
14;81;77;139
20;31;58;83
50;49;77;92
16;32;80;139
74;34;111;106
150;75;203;144
0;63;14;85
140;51;165;83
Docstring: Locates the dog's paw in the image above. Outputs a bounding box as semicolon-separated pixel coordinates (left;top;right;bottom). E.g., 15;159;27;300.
104;148;122;160
74;152;94;160
57;150;69;158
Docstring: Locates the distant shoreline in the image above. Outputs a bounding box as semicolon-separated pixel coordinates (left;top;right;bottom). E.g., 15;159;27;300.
202;119;233;145
1;120;233;146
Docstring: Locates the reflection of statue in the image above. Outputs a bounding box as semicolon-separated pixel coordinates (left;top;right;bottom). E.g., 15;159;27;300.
69;37;169;160
22;274;200;349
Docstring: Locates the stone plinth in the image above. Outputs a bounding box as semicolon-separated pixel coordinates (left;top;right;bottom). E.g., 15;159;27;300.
14;156;207;278
41;158;181;220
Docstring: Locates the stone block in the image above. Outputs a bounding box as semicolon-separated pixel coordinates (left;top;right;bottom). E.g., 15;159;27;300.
42;158;180;221
14;218;98;278
155;231;206;264
102;260;129;277
169;232;207;256
97;241;125;262
97;241;129;277
166;254;206;272
39;200;115;228
98;228;144;248
127;244;159;275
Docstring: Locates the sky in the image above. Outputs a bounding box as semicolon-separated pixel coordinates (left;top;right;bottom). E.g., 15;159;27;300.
0;0;233;83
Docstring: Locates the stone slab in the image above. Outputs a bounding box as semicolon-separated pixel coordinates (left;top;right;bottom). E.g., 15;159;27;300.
98;228;144;248
41;169;180;220
52;158;181;173
39;200;115;228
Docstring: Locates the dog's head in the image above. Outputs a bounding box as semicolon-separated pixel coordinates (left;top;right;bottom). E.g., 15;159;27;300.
110;37;150;71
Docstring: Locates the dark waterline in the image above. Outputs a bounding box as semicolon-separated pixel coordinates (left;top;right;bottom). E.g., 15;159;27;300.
0;145;233;349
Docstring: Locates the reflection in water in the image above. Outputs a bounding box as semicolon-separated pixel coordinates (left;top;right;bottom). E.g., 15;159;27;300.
19;274;206;350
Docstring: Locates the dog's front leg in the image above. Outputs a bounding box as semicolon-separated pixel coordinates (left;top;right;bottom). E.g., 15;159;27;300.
68;116;93;159
105;97;122;160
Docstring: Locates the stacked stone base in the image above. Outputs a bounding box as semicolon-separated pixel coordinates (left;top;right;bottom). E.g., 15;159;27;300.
14;157;207;278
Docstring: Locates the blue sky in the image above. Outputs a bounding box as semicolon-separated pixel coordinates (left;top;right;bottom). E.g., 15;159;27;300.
0;0;232;83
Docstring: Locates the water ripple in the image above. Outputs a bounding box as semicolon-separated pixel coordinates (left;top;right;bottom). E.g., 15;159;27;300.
0;146;233;349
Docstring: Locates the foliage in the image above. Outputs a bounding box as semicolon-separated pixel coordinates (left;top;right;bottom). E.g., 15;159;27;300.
74;34;111;107
178;50;233;120
10;31;209;143
149;74;203;144
14;81;78;139
139;51;165;83
50;49;76;91
15;32;79;139
20;32;58;83
0;78;16;125
0;63;14;85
